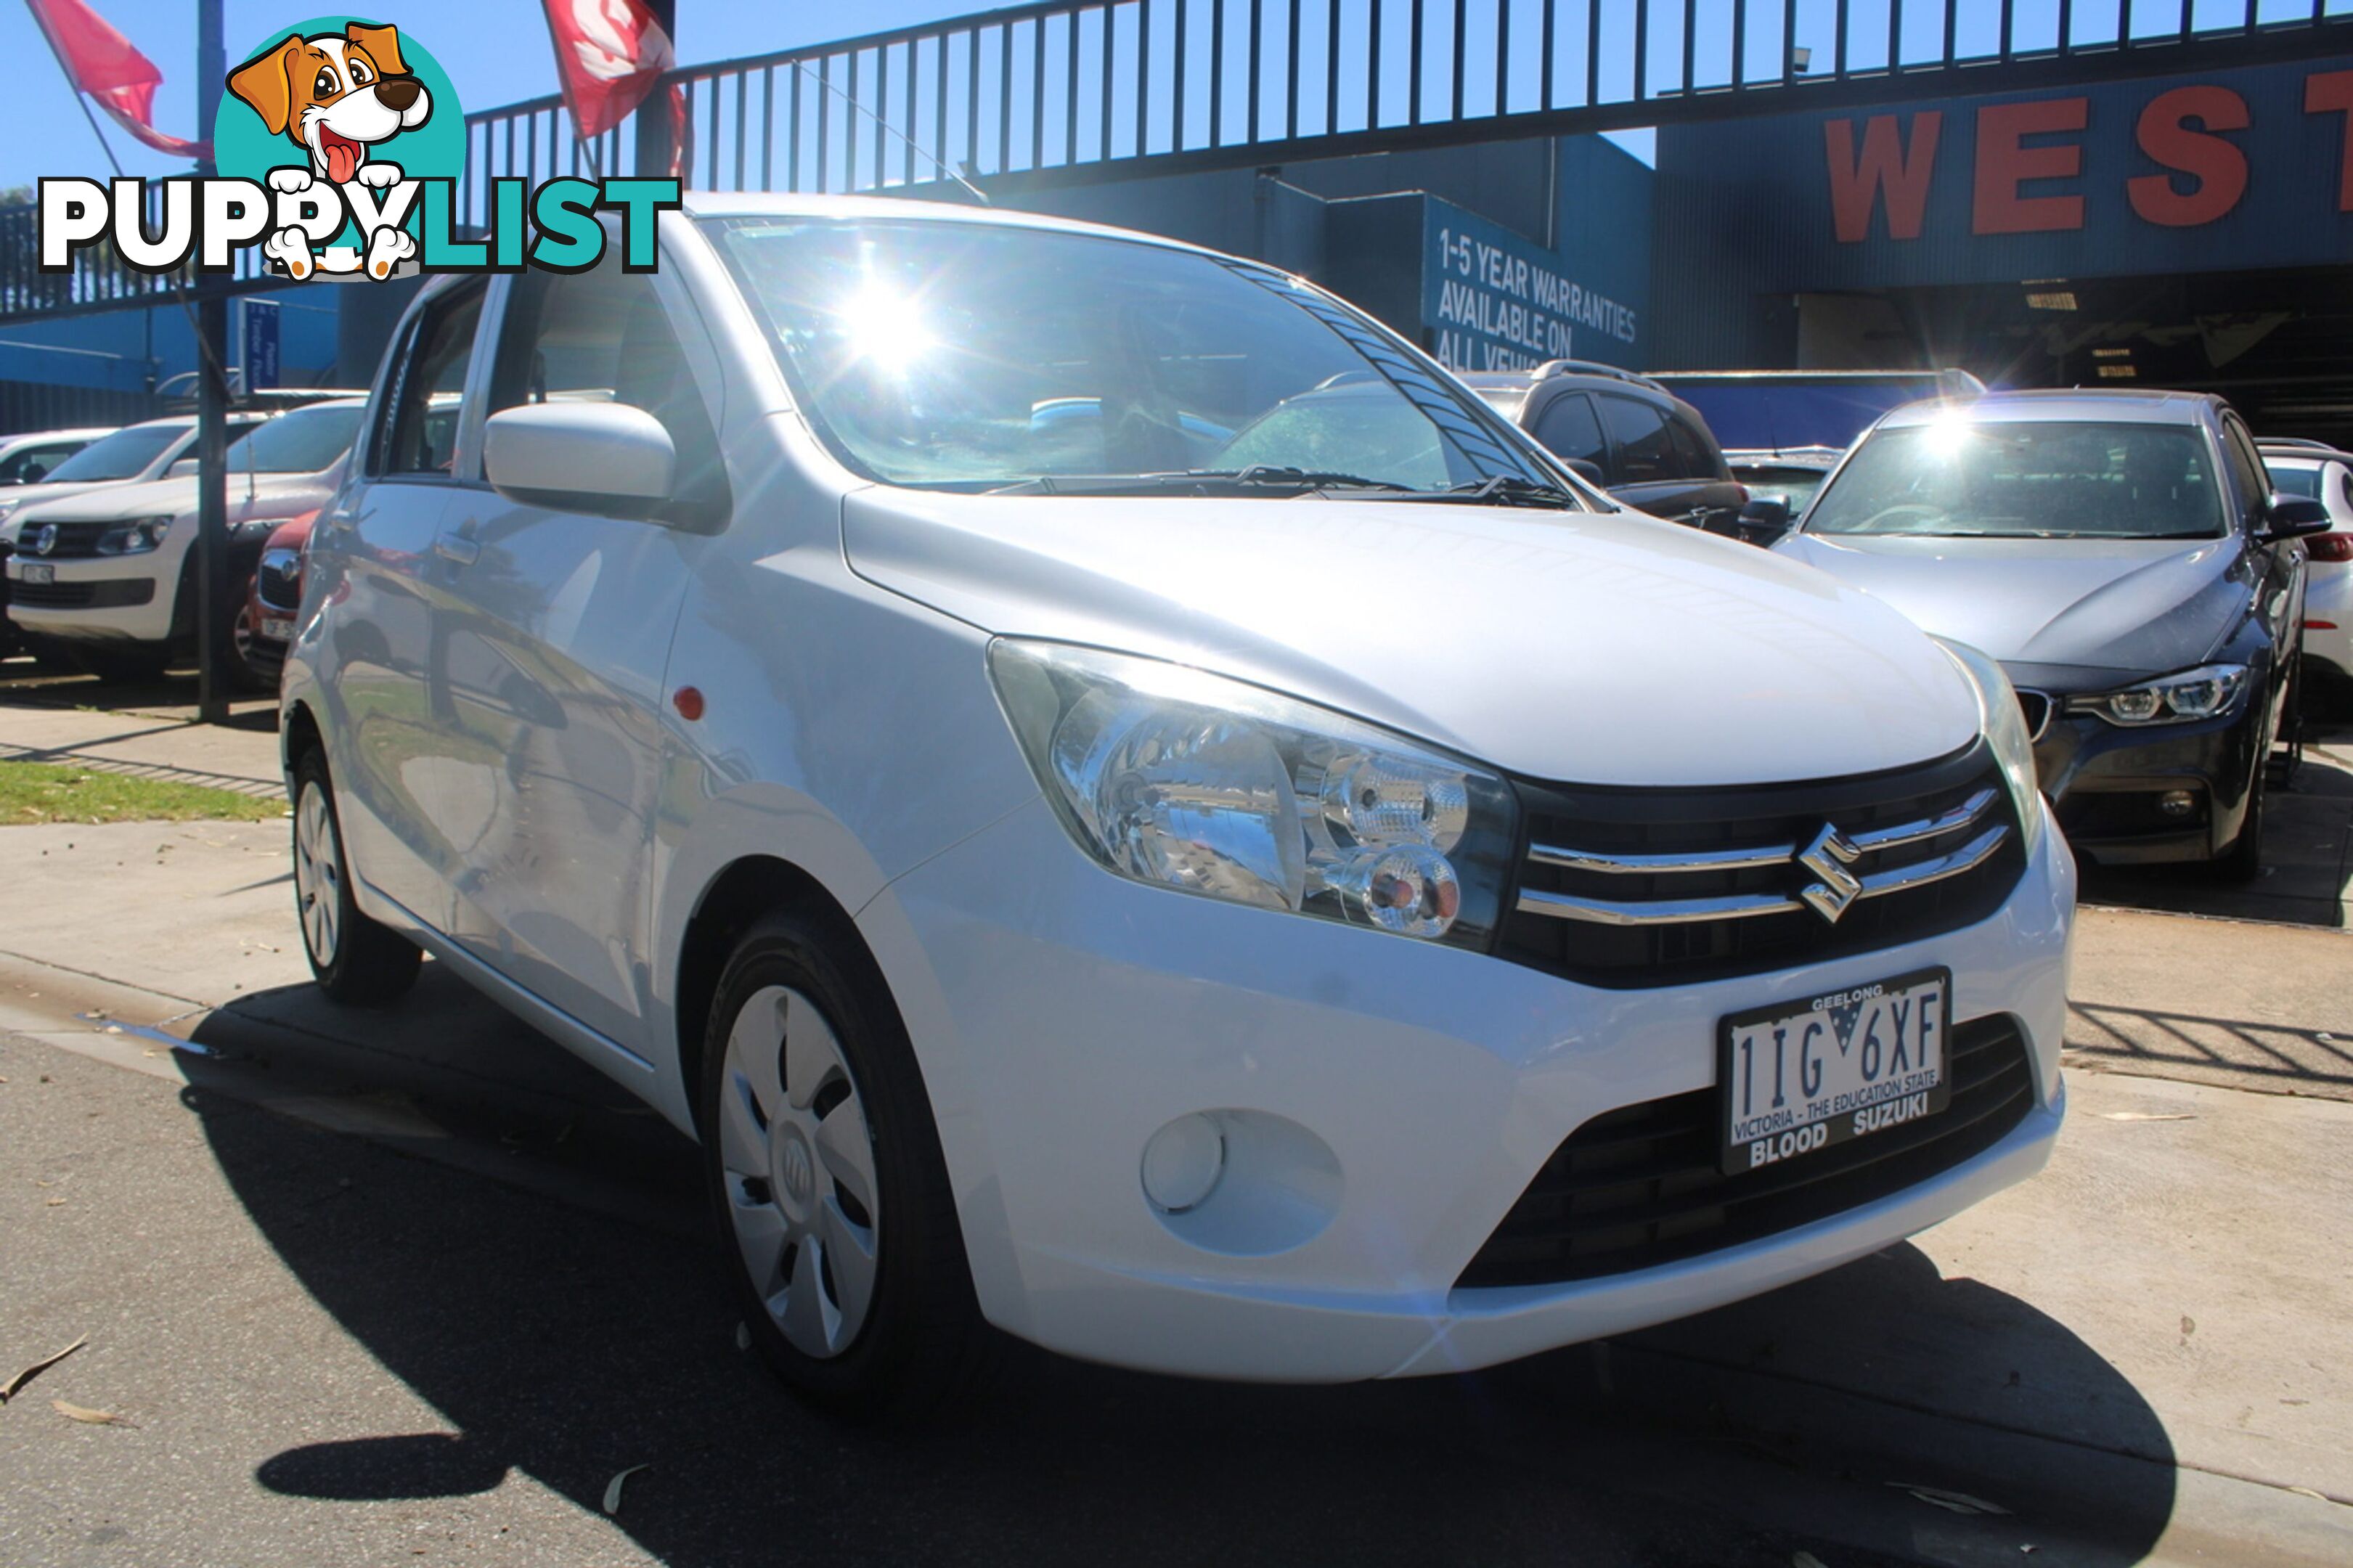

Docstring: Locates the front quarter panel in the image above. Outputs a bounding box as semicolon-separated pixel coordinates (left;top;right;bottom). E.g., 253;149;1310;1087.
644;442;1042;1134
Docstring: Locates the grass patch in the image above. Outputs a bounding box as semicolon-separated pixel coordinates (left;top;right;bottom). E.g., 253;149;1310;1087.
0;761;283;825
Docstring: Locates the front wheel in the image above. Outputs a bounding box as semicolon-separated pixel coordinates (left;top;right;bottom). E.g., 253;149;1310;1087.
292;750;422;1004
2212;743;2268;884
701;911;982;1421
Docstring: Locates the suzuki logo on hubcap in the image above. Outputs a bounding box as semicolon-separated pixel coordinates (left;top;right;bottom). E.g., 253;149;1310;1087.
778;1136;814;1204
1797;825;1864;924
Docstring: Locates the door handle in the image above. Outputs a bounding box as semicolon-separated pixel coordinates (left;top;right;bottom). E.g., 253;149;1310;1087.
434;533;481;565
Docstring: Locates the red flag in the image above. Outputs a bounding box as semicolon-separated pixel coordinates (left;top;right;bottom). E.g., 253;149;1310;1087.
23;0;208;160
541;0;677;141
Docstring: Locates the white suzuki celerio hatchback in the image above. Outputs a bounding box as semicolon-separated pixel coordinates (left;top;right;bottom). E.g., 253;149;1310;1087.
283;197;2073;1414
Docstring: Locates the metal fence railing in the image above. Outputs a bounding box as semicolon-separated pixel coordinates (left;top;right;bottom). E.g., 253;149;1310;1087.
5;0;2349;322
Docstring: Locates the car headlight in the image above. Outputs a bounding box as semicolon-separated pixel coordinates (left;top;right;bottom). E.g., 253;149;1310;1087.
94;517;173;555
988;640;1517;947
1933;637;2045;859
0;502;20;529
2066;663;2248;727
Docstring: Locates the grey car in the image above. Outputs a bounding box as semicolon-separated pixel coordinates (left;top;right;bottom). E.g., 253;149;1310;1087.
1774;390;2331;878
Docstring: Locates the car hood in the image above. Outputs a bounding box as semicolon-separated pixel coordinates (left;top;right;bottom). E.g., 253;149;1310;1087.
1774;532;2246;679
842;490;1981;787
15;471;338;526
0;478;132;520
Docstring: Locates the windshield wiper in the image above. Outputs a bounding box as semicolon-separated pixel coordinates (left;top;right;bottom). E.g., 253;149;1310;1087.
984;466;1416;498
1436;474;1584;509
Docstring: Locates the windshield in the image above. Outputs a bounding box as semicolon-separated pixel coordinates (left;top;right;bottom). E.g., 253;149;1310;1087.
226;405;363;474
708;218;1556;497
1666;377;1953;452
45;423;185;483
1803;420;2227;541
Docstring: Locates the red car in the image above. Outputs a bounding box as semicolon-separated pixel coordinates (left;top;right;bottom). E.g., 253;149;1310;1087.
240;510;316;687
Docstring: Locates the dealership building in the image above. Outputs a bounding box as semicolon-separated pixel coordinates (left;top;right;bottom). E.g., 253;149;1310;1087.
2;9;2347;449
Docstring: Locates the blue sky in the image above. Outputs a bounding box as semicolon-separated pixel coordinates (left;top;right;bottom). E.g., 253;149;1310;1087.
4;1;2344;195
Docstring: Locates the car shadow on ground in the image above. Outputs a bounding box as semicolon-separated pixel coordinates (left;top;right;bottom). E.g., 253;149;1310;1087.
178;986;2178;1567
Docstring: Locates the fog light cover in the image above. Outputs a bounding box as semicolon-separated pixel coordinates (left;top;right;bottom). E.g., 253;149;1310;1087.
1141;1114;1226;1214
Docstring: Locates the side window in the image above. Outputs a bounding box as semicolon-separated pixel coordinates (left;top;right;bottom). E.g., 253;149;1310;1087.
2215;420;2270;528
488;264;726;515
1665;416;1712;479
1600;394;1675;484
2337;467;2353;518
378;285;485;479
1;442;79;484
1532;393;1605;469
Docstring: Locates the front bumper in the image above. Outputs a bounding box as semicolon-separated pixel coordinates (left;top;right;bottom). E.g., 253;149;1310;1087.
2034;703;2259;865
860;791;2074;1382
4;553;178;643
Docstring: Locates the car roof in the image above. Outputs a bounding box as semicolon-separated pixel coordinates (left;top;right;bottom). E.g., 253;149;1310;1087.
1875;388;2225;429
0;427;115;444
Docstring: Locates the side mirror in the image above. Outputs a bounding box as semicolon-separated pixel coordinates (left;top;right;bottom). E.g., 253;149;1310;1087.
167;457;200;478
484;402;675;519
1562;458;1604;486
1737;494;1793;543
2262;494;2333;542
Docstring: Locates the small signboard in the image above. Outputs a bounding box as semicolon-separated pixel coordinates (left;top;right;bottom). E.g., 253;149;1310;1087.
240;298;281;391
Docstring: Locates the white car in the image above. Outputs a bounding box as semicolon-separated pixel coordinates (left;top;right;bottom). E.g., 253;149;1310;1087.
0;426;116;488
0;414;269;539
7;401;364;682
2257;446;2353;701
282;197;2073;1413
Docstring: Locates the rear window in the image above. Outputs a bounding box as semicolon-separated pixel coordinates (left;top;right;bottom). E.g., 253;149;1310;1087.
227;405;364;474
1666;377;1954;452
2267;466;2320;500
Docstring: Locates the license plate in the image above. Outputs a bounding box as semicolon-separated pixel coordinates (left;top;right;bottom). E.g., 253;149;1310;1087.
262;617;295;641
1718;966;1952;1175
20;563;53;585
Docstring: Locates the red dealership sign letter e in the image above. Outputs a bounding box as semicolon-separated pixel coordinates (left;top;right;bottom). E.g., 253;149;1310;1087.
1972;98;2089;235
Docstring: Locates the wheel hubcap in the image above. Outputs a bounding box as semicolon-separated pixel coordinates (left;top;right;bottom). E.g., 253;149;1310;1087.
293;783;341;968
718;985;881;1360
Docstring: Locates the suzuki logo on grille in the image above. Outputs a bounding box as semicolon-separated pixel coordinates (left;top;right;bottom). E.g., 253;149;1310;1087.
30;523;57;557
1797;825;1865;924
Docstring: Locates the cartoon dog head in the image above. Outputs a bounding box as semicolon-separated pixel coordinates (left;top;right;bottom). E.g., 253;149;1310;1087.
227;23;432;185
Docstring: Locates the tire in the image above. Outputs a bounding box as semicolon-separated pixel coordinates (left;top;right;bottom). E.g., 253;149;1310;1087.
701;910;982;1421
291;749;422;1005
229;604;276;694
2212;746;2267;884
2270;644;2306;791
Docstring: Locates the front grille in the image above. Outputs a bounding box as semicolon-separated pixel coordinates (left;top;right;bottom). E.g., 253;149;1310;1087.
17;520;112;559
255;554;303;613
10;578;154;610
1456;1015;2036;1290
1501;741;2026;990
